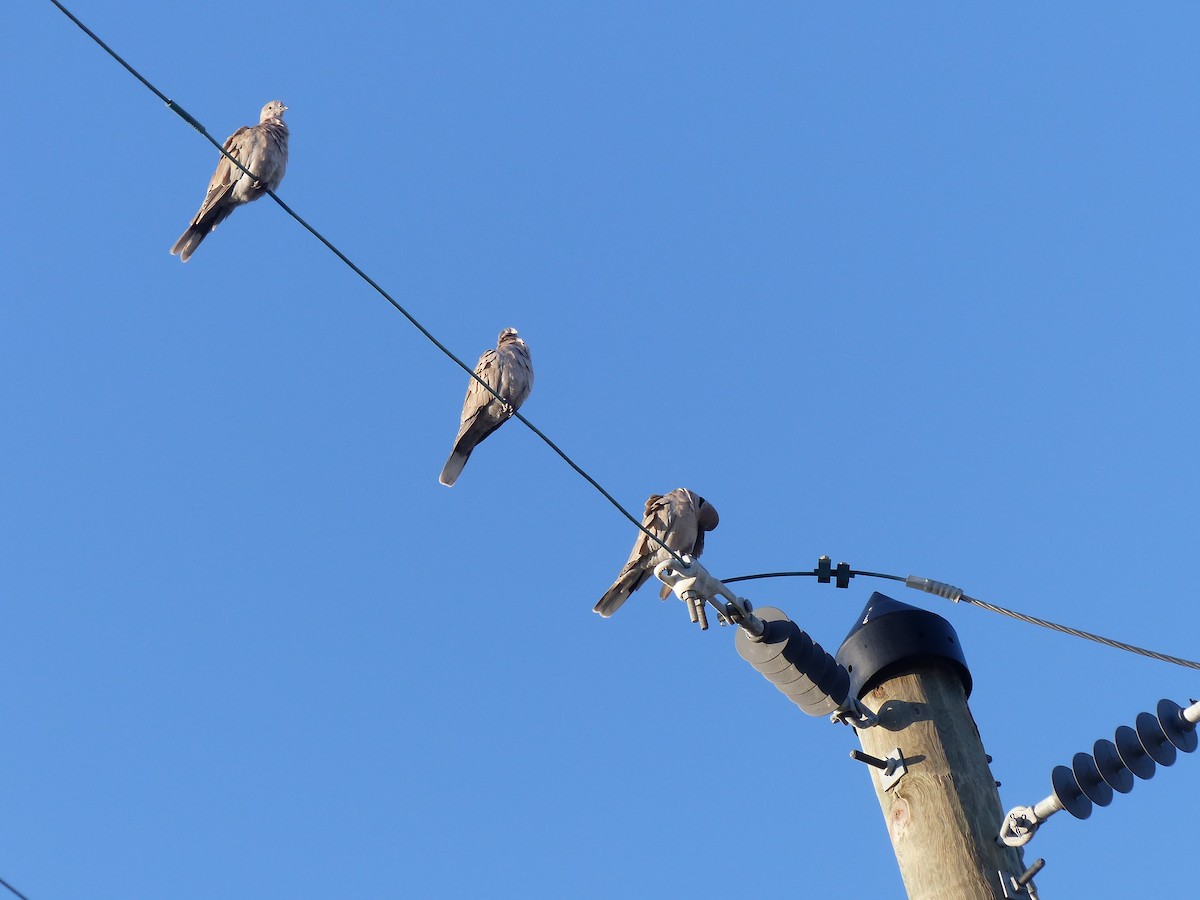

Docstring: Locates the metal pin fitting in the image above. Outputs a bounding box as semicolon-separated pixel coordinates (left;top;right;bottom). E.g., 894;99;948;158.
1016;859;1045;888
850;750;892;771
681;590;708;630
850;747;907;789
998;859;1045;899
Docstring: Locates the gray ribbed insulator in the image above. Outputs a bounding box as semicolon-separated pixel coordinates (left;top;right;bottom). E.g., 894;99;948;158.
734;606;850;716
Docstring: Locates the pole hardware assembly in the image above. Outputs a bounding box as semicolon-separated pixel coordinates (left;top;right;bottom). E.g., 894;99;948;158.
654;557;876;725
849;747;908;790
834;592;1028;899
654;555;764;636
997;698;1200;847
658;554;1196;894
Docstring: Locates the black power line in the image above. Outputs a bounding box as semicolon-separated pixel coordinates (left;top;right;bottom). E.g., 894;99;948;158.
45;1;1197;672
44;0;684;566
0;874;31;900
721;562;1200;671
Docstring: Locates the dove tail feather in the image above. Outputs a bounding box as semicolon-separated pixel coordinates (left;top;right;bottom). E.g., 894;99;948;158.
439;449;470;487
171;227;206;262
593;587;631;618
172;199;238;262
593;568;652;617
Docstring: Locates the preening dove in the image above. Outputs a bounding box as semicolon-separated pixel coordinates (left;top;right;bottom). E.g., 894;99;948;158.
170;100;289;262
594;488;720;617
439;328;534;486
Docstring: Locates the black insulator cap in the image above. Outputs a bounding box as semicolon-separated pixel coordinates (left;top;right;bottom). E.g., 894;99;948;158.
835;591;972;700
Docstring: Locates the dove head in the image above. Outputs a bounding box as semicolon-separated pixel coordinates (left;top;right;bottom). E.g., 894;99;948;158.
687;492;719;558
260;100;288;122
497;327;522;345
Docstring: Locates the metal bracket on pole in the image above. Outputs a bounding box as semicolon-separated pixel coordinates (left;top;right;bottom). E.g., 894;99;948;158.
831;699;879;730
654;555;765;637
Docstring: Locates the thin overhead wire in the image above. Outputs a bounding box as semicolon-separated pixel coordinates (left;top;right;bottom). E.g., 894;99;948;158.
720;566;1200;671
722;570;905;585
45;0;682;565
957;591;1200;671
0;875;31;900
722;571;818;584
46;1;1194;672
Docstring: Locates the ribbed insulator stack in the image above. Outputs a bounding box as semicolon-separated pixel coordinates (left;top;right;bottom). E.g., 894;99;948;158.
734;606;851;716
1046;699;1198;820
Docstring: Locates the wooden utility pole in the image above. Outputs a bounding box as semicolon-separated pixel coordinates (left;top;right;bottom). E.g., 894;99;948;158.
731;570;1196;897
839;593;1028;899
734;589;1036;898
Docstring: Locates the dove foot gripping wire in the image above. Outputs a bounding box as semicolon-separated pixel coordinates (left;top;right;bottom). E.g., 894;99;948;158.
653;556;877;728
997;698;1200;847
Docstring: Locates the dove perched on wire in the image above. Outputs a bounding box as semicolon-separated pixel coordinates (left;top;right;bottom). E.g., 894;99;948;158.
594;488;720;618
439;328;534;487
170;100;289;262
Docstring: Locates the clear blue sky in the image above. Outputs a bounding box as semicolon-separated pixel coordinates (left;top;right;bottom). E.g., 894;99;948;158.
4;2;1197;897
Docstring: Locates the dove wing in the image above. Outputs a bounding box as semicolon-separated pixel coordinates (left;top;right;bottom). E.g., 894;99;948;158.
454;348;506;445
191;126;251;227
593;494;672;617
439;349;506;486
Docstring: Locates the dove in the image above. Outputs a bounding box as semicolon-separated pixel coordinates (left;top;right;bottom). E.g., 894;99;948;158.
594;488;720;618
170;100;290;262
439;328;534;486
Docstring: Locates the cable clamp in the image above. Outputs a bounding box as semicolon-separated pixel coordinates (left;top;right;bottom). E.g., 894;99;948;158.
816;555;855;588
654;556;765;637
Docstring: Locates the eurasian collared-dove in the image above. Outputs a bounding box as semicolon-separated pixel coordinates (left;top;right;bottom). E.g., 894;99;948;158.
439;328;534;487
593;488;720;617
170;100;289;262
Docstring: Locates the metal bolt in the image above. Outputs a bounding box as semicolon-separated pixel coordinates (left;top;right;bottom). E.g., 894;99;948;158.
850;749;890;770
1016;859;1045;887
